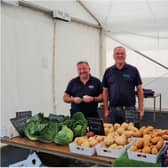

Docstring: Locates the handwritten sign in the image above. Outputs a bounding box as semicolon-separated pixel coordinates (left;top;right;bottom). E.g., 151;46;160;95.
87;118;105;135
10;116;29;136
48;113;65;122
16;111;32;118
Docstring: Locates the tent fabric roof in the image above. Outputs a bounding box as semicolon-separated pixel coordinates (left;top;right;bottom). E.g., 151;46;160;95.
83;0;168;33
27;0;168;33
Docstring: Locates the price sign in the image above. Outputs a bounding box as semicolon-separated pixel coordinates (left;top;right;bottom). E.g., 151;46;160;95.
87;118;105;135
10;116;29;136
16;111;32;118
48;113;65;122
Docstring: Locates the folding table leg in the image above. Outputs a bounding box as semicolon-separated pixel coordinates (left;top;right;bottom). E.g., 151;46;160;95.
153;96;156;122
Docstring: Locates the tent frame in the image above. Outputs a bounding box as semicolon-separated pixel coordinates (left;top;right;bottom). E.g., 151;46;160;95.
2;0;167;113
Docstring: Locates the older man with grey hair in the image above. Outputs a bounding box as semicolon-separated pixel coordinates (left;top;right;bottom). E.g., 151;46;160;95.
102;47;144;128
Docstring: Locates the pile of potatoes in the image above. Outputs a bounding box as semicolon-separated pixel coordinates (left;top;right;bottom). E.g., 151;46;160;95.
74;135;104;148
130;135;164;155
102;122;137;149
104;122;138;136
131;126;168;141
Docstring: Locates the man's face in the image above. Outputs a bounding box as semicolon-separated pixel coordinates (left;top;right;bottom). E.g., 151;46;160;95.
113;47;126;65
77;63;90;79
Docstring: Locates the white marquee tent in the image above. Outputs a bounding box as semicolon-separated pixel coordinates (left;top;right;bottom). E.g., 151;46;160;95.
1;0;168;130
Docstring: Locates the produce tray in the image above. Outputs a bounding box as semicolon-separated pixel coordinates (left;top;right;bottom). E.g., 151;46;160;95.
127;141;166;163
113;152;161;167
95;140;135;158
69;142;96;156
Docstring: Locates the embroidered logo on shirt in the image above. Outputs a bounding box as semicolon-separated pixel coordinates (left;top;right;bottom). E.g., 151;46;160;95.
122;74;130;79
88;85;94;89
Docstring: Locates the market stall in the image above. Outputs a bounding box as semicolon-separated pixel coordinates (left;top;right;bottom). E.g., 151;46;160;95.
1;112;168;167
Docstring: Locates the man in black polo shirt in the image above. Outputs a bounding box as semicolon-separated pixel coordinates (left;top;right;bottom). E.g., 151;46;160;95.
102;46;144;127
63;61;103;118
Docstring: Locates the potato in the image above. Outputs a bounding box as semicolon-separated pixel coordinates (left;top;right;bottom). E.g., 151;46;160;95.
128;122;134;127
143;127;153;135
116;127;125;135
108;132;115;137
155;129;164;136
151;137;161;145
109;143;118;149
144;139;151;147
128;122;135;130
124;131;133;138
121;122;129;130
88;137;95;142
151;132;160;138
132;130;142;137
89;139;98;147
104;127;110;136
95;136;104;142
75;137;87;145
139;126;146;132
109;127;114;133
115;145;123;149
143;134;151;140
135;139;144;149
115;135;127;146
151;147;158;155
81;141;90;147
162;134;168;140
114;123;120;130
146;126;154;131
114;131;120;137
104;123;113;128
142;146;151;154
104;136;115;146
156;139;164;150
130;145;138;152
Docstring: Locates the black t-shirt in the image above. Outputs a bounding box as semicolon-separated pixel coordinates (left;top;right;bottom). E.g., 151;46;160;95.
65;75;103;118
102;64;142;107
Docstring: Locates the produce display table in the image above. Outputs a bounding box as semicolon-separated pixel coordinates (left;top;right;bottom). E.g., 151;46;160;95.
0;136;114;166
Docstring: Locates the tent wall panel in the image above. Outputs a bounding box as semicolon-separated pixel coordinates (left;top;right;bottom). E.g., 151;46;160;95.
1;4;54;128
1;4;100;129
55;20;100;115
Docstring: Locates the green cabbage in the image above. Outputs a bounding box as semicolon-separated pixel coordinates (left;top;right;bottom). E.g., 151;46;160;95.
24;121;47;141
54;125;73;145
73;124;82;137
37;121;59;143
24;112;88;144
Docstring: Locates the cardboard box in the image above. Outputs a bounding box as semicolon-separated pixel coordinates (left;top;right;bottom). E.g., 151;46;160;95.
69;142;96;156
127;141;165;163
96;140;134;158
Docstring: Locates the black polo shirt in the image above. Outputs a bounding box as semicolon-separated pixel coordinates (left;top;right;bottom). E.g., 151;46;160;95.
102;63;142;107
65;75;103;118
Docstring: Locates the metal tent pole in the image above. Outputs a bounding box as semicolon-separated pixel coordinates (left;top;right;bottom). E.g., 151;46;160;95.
16;0;101;29
77;0;102;26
